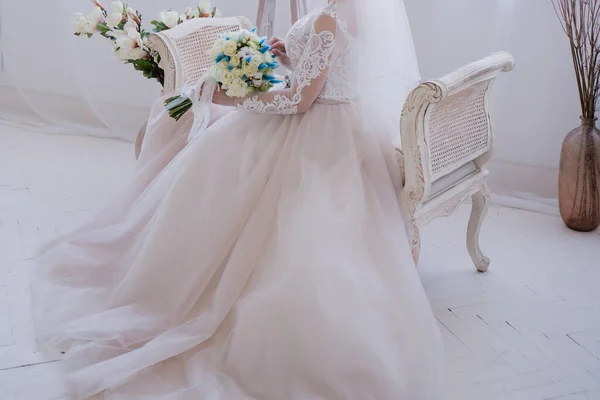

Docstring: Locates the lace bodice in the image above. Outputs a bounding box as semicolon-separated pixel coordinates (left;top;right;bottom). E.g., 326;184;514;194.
237;4;356;114
284;5;356;103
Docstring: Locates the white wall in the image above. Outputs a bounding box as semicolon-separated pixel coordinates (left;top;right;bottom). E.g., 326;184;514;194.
0;0;581;204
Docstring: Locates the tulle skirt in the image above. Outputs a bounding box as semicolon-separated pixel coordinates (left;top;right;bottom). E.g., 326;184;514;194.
30;98;444;400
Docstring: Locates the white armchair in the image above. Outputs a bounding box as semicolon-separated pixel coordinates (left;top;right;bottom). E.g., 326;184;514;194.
399;52;515;272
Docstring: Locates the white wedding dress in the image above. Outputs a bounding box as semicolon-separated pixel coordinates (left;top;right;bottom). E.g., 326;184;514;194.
31;4;443;399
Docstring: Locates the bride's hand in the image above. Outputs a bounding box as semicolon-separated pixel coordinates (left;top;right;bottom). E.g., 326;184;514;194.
267;36;291;69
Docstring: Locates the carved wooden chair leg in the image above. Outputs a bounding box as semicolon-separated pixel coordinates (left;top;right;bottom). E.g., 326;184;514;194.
411;223;421;266
135;123;147;160
467;182;491;272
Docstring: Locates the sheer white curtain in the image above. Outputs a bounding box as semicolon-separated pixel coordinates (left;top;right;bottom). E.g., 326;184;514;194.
0;1;261;140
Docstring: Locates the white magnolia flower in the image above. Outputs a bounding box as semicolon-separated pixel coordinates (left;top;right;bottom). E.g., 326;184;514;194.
89;0;105;10
159;10;180;28
72;13;88;34
84;6;104;34
198;0;212;15
184;6;200;19
123;18;138;31
179;14;187;23
105;13;121;28
105;1;124;27
126;7;141;26
111;1;124;13
113;27;146;60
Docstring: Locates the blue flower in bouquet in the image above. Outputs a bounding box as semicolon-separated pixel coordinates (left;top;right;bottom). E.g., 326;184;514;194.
209;28;280;97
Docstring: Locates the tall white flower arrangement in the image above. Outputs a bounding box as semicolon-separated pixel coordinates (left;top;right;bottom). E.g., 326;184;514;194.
72;0;221;86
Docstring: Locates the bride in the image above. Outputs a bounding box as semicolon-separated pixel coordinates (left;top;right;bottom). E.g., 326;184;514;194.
31;0;444;398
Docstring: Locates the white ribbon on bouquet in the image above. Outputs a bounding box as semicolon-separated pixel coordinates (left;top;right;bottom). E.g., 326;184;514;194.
147;72;219;143
186;74;219;142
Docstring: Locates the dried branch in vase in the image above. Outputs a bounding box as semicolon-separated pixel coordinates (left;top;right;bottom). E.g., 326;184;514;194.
553;0;600;120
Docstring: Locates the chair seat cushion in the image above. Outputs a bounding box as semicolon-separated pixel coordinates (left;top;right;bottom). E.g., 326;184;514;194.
395;148;477;198
430;161;477;196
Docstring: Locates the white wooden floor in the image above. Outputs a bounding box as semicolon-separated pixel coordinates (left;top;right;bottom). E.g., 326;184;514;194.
1;124;599;400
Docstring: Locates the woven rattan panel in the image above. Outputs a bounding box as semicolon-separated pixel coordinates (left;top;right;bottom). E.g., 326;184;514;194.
174;24;241;87
427;80;491;180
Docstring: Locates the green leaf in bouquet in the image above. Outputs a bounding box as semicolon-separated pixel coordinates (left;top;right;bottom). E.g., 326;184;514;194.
127;58;164;85
97;22;111;36
140;29;152;39
151;20;169;33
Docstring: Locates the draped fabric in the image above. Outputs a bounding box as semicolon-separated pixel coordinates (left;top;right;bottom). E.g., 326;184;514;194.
0;0;419;143
0;1;262;140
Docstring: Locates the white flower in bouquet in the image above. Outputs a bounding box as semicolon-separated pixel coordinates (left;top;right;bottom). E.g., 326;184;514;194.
252;77;263;88
243;62;259;77
72;13;88;35
223;76;253;98
72;1;191;85
198;0;213;16
89;0;105;9
212;29;281;96
105;1;125;27
159;10;180;29
184;6;200;20
126;7;141;27
84;6;104;34
123;19;138;32
222;40;238;56
112;27;146;61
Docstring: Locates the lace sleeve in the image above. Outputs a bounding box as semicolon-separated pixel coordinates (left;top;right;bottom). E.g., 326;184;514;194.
236;14;337;115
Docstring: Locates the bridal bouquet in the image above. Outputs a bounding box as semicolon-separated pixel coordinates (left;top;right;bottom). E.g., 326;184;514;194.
72;0;221;86
165;28;281;121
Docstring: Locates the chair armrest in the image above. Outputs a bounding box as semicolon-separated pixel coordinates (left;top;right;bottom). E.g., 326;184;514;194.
434;51;515;96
